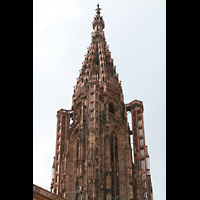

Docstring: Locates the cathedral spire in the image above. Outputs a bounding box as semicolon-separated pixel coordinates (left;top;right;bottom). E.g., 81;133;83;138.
51;5;153;200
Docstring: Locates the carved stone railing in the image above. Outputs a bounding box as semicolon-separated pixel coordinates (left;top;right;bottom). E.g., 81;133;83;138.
33;184;66;200
125;100;144;112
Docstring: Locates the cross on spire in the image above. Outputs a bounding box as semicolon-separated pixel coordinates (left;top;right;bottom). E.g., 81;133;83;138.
95;3;102;15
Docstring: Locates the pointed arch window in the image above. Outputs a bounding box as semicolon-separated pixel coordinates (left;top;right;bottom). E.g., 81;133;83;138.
109;103;114;114
110;132;119;199
77;137;79;164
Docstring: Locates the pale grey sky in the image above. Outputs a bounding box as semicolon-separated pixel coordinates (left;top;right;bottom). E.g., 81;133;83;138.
33;0;166;199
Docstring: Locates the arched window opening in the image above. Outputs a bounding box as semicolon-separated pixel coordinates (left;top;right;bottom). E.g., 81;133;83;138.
97;57;99;66
109;103;114;114
110;132;119;199
77;138;79;163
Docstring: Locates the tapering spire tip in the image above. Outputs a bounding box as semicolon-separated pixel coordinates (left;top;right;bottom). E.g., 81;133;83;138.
95;3;102;15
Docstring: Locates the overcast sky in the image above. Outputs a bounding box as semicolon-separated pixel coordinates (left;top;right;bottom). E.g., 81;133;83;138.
33;0;166;199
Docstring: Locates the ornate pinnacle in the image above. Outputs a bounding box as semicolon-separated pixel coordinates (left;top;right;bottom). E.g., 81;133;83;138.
95;4;102;15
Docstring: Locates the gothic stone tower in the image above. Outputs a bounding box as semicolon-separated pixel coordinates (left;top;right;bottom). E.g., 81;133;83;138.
51;4;153;200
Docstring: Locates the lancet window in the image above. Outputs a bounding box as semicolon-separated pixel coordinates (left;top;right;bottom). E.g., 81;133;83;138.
110;132;119;199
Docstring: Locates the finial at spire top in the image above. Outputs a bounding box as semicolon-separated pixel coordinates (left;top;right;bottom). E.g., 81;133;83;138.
95;3;102;15
92;4;104;30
